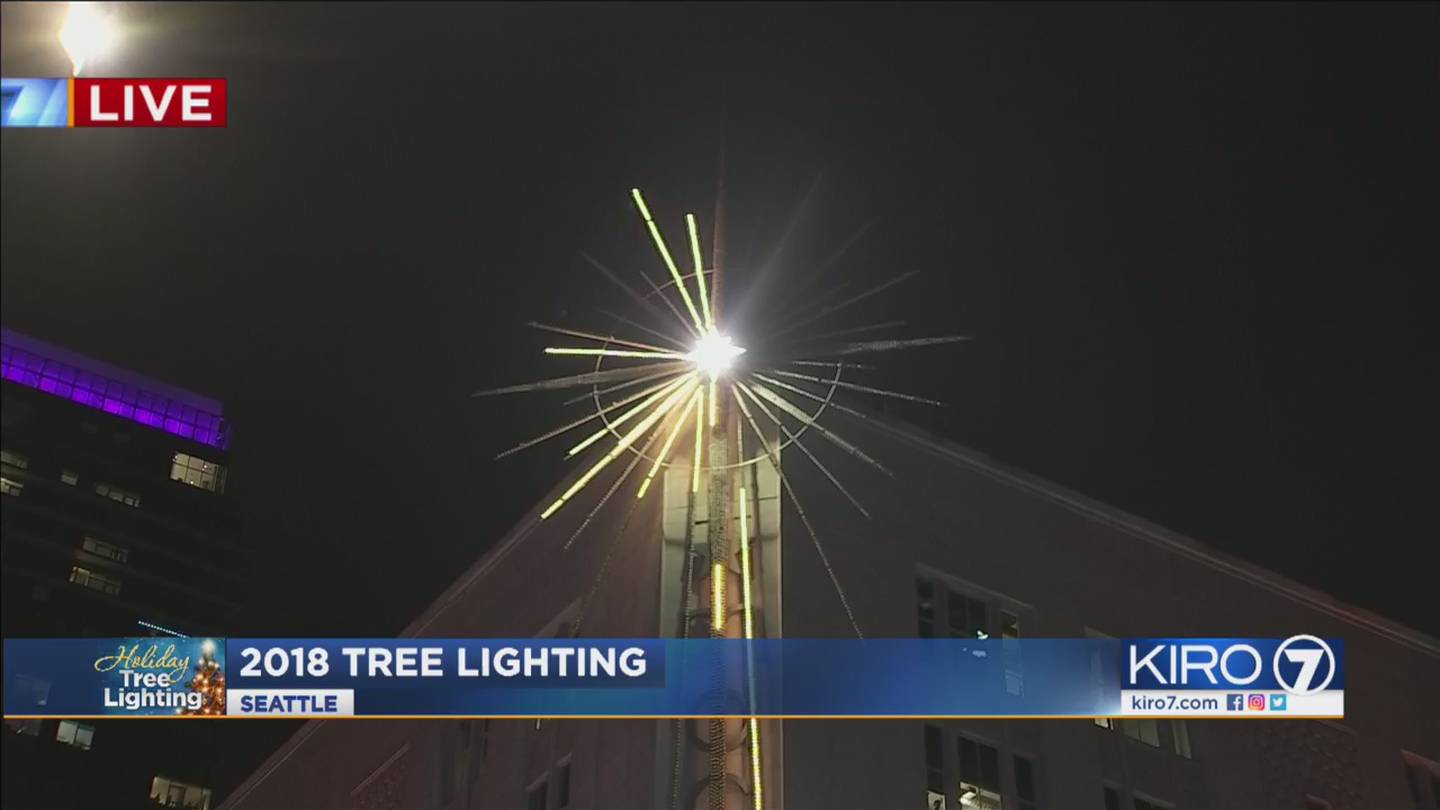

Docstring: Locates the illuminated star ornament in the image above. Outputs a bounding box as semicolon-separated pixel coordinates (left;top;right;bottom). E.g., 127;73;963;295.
475;186;968;629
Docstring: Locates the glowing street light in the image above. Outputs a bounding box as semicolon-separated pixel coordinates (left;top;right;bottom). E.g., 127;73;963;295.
58;2;117;77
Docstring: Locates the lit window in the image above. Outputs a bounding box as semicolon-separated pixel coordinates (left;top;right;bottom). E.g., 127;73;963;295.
171;452;226;493
82;536;129;564
61;469;79;485
1014;756;1036;810
69;566;122;595
924;725;945;809
0;477;22;496
55;720;94;750
150;776;212;810
94;481;140;507
956;736;1003;810
526;778;548;810
0;448;28;468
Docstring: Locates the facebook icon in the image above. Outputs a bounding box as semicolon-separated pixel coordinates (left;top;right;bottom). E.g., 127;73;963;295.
1227;693;1245;711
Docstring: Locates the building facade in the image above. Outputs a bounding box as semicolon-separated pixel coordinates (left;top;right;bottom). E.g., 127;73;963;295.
218;406;1439;810
2;328;245;810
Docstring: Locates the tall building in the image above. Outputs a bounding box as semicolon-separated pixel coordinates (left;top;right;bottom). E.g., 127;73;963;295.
2;327;244;810
217;401;1440;810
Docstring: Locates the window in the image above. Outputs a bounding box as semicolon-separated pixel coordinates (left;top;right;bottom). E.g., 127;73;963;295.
0;448;28;468
924;725;945;809
0;477;21;496
150;776;212;810
1303;797;1333;810
82;536;129;564
1403;751;1440;810
526;778;548;810
55;720;94;750
1170;720;1191;759
957;736;1004;810
170;452;226;493
6;718;44;736
1121;718;1161;748
555;758;572;809
917;579;937;638
94;481;140;507
1013;756;1036;810
1133;797;1170;810
69;566;122;595
61;469;79;485
1103;786;1121;810
949;591;989;639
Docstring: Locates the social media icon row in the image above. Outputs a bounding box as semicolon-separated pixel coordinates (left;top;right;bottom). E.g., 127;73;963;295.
1228;693;1286;711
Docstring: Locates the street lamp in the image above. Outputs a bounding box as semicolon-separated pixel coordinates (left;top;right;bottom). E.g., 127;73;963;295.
58;2;117;77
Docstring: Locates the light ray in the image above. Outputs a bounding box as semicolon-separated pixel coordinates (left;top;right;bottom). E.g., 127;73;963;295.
632;188;705;331
768;368;944;406
823;335;971;356
581;251;696;340
732;385;863;637
564;422;664;549
526;321;676;354
788;359;875;370
687;214;714;330
596;308;690;351
790;319;907;345
568;374;693;457
733;382;871;516
641;271;704;341
545;347;686;360
747;381;892;477
498;375;684;460
540;380;696;519
751;371;879;425
563;365;685;406
472;363;683;397
637;388;702;499
769;270;919;339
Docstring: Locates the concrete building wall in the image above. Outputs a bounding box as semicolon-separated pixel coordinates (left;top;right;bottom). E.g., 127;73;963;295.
222;413;1439;810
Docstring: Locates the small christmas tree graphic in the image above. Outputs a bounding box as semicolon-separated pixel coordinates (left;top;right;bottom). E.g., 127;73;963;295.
182;640;225;716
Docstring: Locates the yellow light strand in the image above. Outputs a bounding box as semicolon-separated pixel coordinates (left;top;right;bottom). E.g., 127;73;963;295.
632;188;705;332
708;377;718;427
544;347;685;360
692;386;705;493
687;213;714;331
739;486;762;810
540;380;696;519
636;388;701;499
711;562;726;632
568;374;690;457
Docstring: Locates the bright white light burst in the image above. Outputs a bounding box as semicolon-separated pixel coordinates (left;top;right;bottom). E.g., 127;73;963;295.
688;332;745;379
58;2;117;77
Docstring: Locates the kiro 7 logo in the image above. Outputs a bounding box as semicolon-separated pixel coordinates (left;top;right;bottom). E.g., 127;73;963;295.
1127;635;1338;696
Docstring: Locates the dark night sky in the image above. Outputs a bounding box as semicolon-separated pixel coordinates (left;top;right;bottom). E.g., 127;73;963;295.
2;0;1435;759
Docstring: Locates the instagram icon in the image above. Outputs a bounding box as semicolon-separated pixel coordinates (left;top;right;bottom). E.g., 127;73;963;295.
1246;694;1267;711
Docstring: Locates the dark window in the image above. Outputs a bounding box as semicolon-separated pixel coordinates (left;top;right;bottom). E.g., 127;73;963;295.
1303;797;1332;810
948;592;988;639
1014;756;1036;810
556;760;572;809
1103;786;1121;810
924;725;944;809
917;579;935;638
526;780;548;810
1134;798;1169;810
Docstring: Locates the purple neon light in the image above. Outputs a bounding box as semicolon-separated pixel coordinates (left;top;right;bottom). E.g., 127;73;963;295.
1;342;229;450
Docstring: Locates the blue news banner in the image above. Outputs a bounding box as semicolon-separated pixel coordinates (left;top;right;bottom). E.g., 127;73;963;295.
2;636;1342;719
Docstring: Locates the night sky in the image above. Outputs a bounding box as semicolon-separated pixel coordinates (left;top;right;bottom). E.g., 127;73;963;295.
3;1;1436;782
